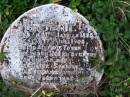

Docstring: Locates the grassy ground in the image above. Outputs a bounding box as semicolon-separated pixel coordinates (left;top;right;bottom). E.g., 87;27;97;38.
0;0;130;97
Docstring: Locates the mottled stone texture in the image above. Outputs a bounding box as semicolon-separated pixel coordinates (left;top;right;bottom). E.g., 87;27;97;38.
0;4;104;94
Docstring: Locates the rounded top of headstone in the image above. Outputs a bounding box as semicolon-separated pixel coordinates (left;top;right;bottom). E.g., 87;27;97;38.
0;4;104;94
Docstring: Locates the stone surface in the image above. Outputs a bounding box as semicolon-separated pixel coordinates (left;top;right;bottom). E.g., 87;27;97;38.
0;4;104;94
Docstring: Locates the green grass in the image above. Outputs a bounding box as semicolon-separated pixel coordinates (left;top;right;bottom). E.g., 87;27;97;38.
0;0;130;97
0;79;28;97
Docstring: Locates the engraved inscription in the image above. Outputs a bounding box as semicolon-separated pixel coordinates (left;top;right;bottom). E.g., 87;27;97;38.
0;4;104;91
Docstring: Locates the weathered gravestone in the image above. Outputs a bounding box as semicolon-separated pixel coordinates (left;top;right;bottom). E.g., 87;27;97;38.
0;4;104;94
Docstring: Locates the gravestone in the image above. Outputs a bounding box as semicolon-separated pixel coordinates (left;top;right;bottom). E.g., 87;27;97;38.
0;4;104;94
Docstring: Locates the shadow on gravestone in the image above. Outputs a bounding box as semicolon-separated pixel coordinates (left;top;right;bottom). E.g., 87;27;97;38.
0;4;104;95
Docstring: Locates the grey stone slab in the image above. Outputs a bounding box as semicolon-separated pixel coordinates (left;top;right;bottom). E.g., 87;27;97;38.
0;4;104;94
